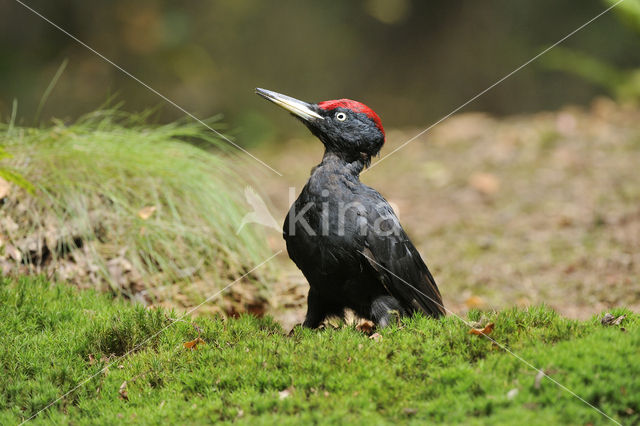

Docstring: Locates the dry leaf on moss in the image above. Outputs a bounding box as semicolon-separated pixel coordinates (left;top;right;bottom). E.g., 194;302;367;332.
601;313;625;326
279;386;294;400
118;381;128;401
356;320;375;335
137;206;156;220
469;322;494;336
183;337;206;350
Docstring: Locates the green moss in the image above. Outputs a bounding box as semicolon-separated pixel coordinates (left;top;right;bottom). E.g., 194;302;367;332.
1;276;637;424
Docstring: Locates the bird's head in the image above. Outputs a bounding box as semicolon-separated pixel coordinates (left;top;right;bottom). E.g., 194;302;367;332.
256;88;385;165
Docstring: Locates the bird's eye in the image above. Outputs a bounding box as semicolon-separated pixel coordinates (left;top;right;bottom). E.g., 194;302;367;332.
335;112;347;121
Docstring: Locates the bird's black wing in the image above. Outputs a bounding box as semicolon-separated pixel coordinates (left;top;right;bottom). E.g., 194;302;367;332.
359;189;445;318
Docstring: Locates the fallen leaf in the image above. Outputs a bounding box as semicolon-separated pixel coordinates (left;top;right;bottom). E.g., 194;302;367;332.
601;313;626;326
183;337;206;350
558;216;574;228
356;319;375;335
279;387;293;400
137;206;156;220
601;313;615;325
469;322;495;336
0;177;10;199
506;388;519;400
469;172;500;195
118;381;128;401
369;332;382;341
88;354;95;365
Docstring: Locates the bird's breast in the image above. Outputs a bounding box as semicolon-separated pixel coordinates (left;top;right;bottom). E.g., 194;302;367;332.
284;182;367;276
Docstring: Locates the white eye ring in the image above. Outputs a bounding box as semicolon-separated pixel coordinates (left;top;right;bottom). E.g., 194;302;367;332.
335;112;347;121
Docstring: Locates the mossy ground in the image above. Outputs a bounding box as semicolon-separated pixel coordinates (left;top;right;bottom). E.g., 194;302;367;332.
1;276;637;425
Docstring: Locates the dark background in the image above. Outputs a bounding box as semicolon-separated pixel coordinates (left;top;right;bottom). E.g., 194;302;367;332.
0;0;637;144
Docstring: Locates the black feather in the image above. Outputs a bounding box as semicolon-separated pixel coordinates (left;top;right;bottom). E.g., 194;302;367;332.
257;89;444;328
284;153;444;328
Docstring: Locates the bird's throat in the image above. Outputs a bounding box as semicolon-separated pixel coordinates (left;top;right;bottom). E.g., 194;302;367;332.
319;150;368;178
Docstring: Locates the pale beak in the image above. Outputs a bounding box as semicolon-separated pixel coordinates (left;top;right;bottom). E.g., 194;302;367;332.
255;88;324;122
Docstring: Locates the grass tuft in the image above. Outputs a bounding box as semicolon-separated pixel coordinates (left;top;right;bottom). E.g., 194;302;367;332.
0;110;272;310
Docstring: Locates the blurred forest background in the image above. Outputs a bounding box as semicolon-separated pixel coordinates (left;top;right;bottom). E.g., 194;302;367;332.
1;0;639;326
1;0;639;146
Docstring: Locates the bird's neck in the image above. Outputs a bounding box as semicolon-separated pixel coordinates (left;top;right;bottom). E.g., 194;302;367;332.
318;150;367;177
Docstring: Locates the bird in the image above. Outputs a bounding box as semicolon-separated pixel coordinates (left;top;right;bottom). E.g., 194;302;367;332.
256;88;445;328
